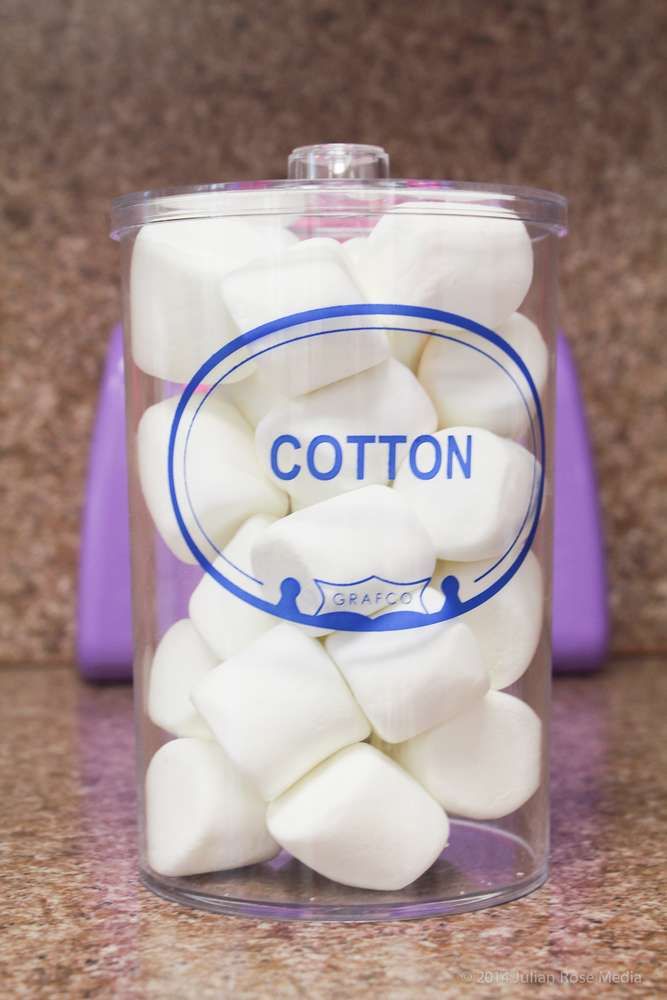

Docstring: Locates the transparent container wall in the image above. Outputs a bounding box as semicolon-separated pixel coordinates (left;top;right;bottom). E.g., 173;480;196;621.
114;181;565;920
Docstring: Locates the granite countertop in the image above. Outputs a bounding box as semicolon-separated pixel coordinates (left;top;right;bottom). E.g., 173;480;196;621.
2;659;665;998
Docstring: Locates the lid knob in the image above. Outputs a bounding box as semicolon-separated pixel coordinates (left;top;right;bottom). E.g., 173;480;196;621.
287;143;390;180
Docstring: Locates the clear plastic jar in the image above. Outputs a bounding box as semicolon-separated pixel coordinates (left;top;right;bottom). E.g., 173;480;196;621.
111;146;567;920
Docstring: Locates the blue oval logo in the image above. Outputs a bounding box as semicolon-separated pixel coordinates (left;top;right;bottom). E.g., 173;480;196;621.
168;305;545;632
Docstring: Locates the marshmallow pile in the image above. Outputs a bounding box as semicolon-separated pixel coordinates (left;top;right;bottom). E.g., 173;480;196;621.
134;203;546;891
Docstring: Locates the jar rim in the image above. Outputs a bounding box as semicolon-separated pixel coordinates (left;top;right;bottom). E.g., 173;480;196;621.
110;178;567;239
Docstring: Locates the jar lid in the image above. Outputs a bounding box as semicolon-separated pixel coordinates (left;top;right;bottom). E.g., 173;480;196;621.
111;143;567;238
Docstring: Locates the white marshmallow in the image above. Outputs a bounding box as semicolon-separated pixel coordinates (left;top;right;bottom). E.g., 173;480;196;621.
267;743;449;891
189;513;330;646
367;731;397;756
342;236;369;276
388;329;430;373
396;690;542;820
192;624;370;800
432;551;543;690
342;235;428;371
393;427;538;561
251;485;436;619
221;238;389;396
189;515;278;660
221;367;288;427
365;201;533;329
291;236;349;261
418;313;548;438
137;393;288;563
325;609;489;743
130;218;296;383
147;620;218;738
255;358;437;508
145;738;278;877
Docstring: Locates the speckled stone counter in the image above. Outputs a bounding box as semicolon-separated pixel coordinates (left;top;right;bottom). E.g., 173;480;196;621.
2;659;665;998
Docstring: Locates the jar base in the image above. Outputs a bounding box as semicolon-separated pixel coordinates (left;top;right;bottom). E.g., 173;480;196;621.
140;820;548;922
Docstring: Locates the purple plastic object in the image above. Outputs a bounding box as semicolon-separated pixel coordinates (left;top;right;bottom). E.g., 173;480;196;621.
76;327;609;680
77;324;134;680
552;332;609;669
